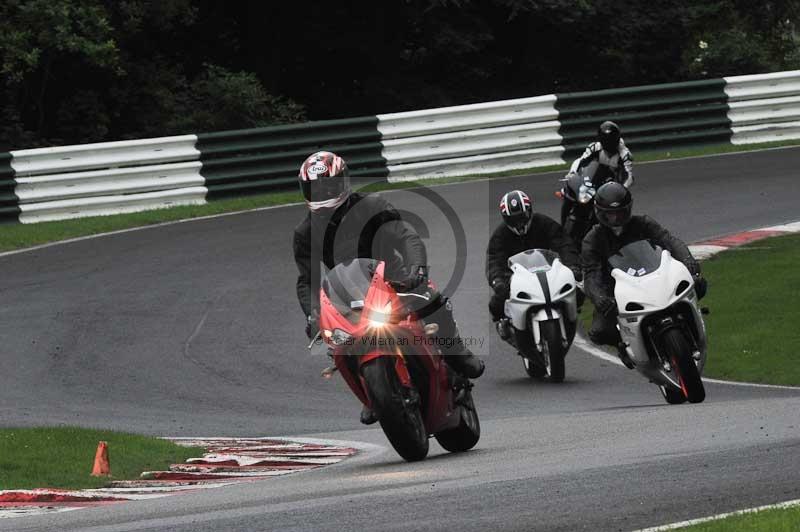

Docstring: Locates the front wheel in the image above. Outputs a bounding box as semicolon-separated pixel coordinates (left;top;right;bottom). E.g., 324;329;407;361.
362;357;429;461
661;328;705;404
539;320;566;383
434;388;480;453
659;384;687;404
523;356;546;378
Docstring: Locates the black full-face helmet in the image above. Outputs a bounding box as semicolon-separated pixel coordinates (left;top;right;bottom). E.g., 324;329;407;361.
595;181;632;229
500;190;533;236
598;121;621;152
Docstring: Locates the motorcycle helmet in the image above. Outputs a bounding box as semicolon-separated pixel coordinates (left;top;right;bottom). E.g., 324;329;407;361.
299;151;350;211
500;190;533;236
594;182;632;230
598;121;621;152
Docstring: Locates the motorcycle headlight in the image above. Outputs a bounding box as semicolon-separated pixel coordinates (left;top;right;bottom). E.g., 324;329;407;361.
324;328;354;346
578;184;595;204
369;302;393;328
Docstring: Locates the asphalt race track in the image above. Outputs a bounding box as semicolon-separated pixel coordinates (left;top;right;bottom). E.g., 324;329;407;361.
1;147;799;531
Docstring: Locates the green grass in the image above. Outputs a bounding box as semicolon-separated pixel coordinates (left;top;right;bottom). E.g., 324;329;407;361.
671;504;800;531
701;233;800;385
0;427;205;490
1;139;799;253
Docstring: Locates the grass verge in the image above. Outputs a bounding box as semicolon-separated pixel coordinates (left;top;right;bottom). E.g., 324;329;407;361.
701;233;800;385
2;139;800;253
0;427;205;490
670;504;800;531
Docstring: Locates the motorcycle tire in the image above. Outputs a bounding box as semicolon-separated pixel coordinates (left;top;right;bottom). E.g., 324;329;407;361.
434;388;480;453
659;384;687;405
661;328;706;404
522;356;547;379
362;356;429;462
539;320;566;383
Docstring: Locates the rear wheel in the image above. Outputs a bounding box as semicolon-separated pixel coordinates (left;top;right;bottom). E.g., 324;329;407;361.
434;388;480;453
362;357;429;461
539;320;566;383
661;328;705;404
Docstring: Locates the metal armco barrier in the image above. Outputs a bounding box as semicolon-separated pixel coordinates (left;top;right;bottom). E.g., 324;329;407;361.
1;70;798;223
554;79;732;159
195;117;385;199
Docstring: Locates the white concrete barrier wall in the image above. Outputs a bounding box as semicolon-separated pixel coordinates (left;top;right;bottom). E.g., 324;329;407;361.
18;187;208;224
10;135;205;223
15;162;204;204
378;94;563;178
10;135;200;176
724;71;800;144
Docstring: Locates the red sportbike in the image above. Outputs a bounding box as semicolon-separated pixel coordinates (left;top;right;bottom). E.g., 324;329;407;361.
318;258;480;462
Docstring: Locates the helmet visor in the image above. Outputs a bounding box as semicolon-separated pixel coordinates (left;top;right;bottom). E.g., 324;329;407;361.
506;213;531;235
596;206;631;228
600;135;620;152
301;176;347;202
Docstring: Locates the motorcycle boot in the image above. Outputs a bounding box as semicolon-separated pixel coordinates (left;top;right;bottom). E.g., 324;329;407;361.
442;339;485;379
417;292;485;379
495;318;513;342
617;342;635;370
360;405;378;425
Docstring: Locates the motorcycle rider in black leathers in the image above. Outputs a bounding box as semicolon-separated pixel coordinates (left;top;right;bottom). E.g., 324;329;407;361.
486;190;581;341
293;151;485;423
582;182;708;368
563;121;634;226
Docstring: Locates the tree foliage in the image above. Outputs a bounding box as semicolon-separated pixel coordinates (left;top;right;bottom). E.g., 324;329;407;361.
0;0;797;149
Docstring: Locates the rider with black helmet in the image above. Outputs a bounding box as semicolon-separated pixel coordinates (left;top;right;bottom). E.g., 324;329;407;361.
582;182;707;367
293;151;485;412
568;121;634;189
486;190;581;340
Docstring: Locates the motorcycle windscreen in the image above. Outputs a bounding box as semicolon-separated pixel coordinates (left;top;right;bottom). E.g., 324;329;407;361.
508;248;559;272
322;258;380;324
608;240;663;276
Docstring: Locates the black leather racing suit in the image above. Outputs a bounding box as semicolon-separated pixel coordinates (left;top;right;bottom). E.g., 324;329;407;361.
293;191;469;357
581;215;700;346
485;214;581;321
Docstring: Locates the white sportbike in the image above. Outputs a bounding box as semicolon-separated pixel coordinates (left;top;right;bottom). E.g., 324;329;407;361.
610;240;708;404
504;249;579;382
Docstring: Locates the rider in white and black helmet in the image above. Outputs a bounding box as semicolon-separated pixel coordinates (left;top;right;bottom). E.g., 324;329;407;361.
581;182;707;368
486;190;581;340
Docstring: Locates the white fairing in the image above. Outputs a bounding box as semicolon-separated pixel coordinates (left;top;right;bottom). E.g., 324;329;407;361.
612;248;708;387
504;250;578;331
612;250;693;315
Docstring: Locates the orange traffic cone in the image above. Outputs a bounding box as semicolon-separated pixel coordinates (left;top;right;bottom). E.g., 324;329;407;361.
90;441;111;477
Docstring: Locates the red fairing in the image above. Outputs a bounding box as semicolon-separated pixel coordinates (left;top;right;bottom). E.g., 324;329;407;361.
318;261;462;435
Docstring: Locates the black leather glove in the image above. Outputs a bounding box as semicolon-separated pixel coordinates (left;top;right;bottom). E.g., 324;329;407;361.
595;296;618;317
694;276;708;300
305;309;319;340
491;277;510;296
685;260;701;277
396;264;428;291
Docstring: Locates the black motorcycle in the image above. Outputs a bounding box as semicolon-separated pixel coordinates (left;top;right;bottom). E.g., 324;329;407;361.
557;172;598;250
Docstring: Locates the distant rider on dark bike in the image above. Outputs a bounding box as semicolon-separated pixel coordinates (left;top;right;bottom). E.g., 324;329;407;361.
567;120;634;188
